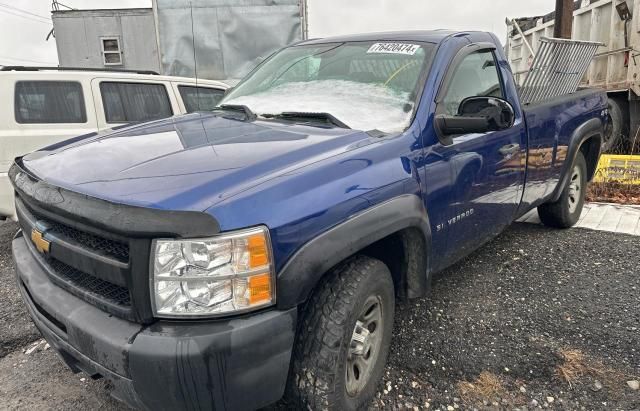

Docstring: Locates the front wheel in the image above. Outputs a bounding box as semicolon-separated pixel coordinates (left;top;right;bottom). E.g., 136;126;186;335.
285;255;395;410
538;151;587;228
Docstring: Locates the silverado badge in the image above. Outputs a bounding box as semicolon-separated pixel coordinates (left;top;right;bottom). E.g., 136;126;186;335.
31;229;50;254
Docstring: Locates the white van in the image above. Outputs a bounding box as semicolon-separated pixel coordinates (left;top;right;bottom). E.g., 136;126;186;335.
0;67;228;220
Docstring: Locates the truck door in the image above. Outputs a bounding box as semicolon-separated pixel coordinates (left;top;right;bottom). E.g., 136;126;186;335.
434;46;526;258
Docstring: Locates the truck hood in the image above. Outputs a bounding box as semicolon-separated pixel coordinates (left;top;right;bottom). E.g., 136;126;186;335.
21;113;374;212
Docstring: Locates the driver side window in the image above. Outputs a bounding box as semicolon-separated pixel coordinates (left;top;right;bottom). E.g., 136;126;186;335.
442;50;504;115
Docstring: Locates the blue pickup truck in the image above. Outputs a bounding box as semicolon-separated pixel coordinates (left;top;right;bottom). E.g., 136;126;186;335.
10;30;606;410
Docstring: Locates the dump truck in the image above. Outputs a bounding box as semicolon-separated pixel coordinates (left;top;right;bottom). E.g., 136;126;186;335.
507;0;640;152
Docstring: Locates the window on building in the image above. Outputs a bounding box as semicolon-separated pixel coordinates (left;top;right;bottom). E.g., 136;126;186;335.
178;86;225;113
100;82;173;123
101;37;122;66
14;81;87;124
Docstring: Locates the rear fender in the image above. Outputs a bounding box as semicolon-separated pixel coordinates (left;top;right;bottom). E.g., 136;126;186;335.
550;118;603;202
275;195;431;309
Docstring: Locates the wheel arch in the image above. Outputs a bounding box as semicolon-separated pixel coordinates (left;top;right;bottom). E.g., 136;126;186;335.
550;118;603;202
579;136;601;182
360;226;429;300
275;195;432;309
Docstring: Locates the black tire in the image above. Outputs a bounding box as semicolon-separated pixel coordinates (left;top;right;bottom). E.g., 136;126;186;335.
538;151;587;228
602;97;628;153
285;255;395;410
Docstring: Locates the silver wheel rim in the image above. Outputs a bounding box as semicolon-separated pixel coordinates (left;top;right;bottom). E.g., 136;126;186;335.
345;295;384;396
567;164;582;214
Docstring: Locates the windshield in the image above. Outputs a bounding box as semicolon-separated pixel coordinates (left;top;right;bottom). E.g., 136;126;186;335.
221;41;435;133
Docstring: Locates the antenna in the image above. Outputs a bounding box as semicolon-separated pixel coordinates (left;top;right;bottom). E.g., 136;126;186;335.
189;1;201;110
48;1;74;42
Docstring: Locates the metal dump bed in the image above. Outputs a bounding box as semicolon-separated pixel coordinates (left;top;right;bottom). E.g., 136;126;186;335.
506;0;640;96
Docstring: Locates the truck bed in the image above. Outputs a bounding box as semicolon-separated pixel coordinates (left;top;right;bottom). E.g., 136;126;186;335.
519;88;607;212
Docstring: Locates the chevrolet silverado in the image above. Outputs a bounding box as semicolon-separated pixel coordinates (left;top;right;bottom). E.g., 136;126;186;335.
10;30;606;410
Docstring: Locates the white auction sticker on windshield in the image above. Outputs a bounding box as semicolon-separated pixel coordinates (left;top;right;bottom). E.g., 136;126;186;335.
367;43;420;55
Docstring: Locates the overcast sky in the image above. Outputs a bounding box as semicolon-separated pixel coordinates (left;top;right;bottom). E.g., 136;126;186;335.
0;0;556;67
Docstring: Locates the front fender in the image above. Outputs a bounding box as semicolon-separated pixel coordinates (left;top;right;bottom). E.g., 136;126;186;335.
275;194;431;309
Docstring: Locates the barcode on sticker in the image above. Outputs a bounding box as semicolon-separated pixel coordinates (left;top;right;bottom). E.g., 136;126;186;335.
367;43;420;55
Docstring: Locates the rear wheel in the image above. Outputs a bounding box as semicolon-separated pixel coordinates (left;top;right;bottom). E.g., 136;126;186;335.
602;97;628;153
286;255;394;410
538;151;587;228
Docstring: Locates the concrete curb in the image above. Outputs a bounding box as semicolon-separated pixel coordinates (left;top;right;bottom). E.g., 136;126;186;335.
518;202;640;236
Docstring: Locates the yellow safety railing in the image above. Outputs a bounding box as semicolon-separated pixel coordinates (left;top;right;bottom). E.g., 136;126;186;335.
593;154;640;185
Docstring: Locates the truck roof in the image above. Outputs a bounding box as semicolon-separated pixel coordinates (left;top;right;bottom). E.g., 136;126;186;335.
299;30;472;45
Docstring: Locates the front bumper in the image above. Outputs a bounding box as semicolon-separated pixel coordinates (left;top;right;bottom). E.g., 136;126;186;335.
13;232;297;411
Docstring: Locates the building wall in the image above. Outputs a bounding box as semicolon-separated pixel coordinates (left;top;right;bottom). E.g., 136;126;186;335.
52;9;161;73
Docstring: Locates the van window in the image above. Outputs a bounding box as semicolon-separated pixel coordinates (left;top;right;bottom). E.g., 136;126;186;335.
100;82;173;123
178;86;225;113
15;81;87;124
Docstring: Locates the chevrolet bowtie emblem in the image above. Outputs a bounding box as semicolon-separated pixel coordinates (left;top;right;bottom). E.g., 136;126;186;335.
31;229;50;254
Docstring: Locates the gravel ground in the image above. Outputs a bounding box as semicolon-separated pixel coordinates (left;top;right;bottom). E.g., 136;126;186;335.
0;219;638;410
378;223;639;410
0;221;39;358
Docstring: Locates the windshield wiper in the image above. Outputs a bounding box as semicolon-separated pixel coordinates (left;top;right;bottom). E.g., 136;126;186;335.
261;112;351;129
213;104;257;121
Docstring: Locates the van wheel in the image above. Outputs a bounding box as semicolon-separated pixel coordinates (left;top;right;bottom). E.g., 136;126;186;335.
286;255;394;410
538;151;587;228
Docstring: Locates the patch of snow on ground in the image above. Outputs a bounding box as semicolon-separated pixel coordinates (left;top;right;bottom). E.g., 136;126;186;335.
225;80;413;133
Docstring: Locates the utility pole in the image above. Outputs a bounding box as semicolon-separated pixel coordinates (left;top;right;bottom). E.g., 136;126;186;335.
554;0;574;38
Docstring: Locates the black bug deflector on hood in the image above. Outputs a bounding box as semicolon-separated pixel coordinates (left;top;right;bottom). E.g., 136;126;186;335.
9;160;221;239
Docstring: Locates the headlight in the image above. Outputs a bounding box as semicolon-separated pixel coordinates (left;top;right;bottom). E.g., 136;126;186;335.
151;226;275;318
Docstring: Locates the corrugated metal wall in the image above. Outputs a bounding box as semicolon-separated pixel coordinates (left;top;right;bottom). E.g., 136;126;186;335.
153;0;305;81
52;9;161;72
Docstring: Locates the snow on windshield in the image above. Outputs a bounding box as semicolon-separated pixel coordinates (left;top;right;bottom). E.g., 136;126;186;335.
224;80;413;133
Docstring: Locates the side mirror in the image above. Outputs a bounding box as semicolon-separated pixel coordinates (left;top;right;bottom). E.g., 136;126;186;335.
459;96;515;130
435;96;515;142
